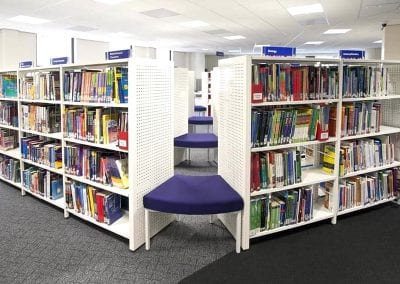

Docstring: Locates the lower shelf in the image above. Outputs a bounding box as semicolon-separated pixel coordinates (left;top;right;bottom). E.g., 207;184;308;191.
250;205;334;239
337;197;398;216
0;175;21;188
66;208;130;239
23;188;65;209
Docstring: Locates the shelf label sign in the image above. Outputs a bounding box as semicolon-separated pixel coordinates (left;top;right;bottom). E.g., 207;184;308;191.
263;46;296;57
339;50;365;59
51;57;68;65
216;51;224;57
105;49;131;60
19;61;33;68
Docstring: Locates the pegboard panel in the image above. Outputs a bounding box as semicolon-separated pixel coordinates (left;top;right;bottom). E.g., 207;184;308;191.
201;72;210;108
217;56;251;249
188;71;195;117
129;59;175;250
382;63;400;127
211;67;220;136
174;68;189;137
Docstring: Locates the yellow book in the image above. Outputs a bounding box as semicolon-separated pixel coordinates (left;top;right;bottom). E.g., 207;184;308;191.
88;186;95;218
102;113;110;144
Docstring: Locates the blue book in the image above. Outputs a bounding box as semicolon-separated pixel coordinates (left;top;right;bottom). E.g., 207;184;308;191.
104;193;122;225
50;178;63;200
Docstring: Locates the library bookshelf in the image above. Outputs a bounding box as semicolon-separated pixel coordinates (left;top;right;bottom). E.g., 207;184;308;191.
0;58;175;251
216;56;400;250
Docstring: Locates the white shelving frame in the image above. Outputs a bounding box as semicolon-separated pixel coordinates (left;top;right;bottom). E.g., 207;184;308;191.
0;58;174;251
217;55;344;250
0;69;20;188
337;59;400;215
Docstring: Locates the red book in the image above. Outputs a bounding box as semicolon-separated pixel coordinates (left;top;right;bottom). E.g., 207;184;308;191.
96;192;105;223
251;153;260;191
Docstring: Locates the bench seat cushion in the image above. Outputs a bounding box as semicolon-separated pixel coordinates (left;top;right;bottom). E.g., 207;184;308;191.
194;105;207;112
188;116;213;125
143;175;243;215
174;133;217;148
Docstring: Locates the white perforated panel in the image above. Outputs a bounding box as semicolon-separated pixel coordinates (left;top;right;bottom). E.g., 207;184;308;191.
217;56;251;250
129;59;175;250
211;68;220;136
188;71;195;117
382;63;400;127
174;68;189;137
201;72;210;109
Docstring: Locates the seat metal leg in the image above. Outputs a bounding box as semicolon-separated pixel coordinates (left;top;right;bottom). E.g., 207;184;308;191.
145;209;150;250
235;211;241;253
209;214;215;224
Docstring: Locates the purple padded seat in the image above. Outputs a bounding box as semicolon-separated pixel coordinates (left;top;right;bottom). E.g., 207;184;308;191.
174;133;217;148
188;116;213;125
143;174;243;214
194;105;207;112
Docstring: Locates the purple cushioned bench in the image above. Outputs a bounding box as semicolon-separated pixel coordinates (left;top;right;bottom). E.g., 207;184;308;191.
194;105;207;112
188;116;213;125
143;175;243;253
174;133;217;148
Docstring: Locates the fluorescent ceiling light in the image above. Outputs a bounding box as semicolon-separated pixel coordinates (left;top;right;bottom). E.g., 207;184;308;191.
224;35;245;40
304;41;324;45
287;3;323;16
373;40;382;43
254;44;271;47
9;15;50;25
228;49;241;53
180;20;209;28
93;0;130;4
201;48;209;51
323;29;351;34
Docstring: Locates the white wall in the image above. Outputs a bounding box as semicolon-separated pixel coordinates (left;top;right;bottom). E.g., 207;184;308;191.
173;51;189;68
37;32;70;66
0;29;36;69
205;55;219;71
74;38;109;64
383;24;400;60
365;48;382;60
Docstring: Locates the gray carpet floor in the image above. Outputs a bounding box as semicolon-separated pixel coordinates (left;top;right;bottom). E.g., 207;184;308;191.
0;160;233;284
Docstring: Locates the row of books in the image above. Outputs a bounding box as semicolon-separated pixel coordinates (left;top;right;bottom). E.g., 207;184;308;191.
64;107;122;145
22;166;63;200
19;71;60;101
0;155;20;183
343;66;391;98
340;102;382;137
251;64;339;103
0;74;17;98
251;105;331;147
63;67;128;103
20;136;62;169
339;136;394;176
250;187;314;235
21;105;61;134
64;145;128;189
339;168;399;211
0;129;18;150
0;102;18;127
251;149;302;192
65;180;123;225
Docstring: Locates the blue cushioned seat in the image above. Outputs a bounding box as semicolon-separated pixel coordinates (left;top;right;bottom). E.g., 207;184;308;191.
188;116;213;125
194;105;207;112
143;175;244;215
174;133;217;148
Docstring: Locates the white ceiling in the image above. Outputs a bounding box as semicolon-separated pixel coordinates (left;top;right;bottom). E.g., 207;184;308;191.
0;0;399;55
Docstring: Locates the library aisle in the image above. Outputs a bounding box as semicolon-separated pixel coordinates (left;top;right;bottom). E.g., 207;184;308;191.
0;164;231;283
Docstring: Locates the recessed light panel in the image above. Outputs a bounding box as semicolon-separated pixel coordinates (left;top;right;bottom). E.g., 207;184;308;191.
373;40;382;43
141;8;180;18
287;3;324;15
9;15;50;25
68;25;97;32
323;29;351;34
304;41;324;45
224;35;246;40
